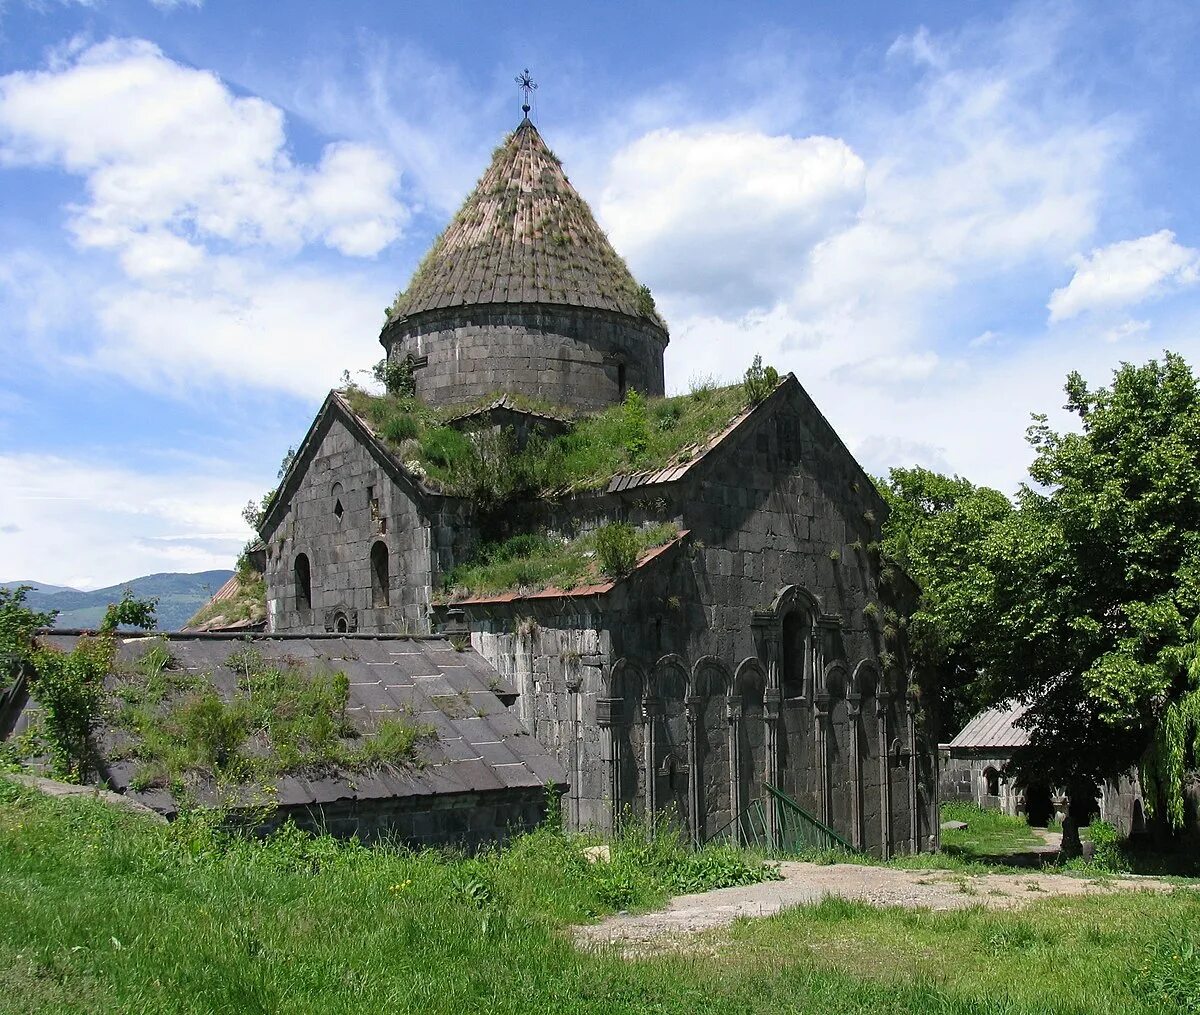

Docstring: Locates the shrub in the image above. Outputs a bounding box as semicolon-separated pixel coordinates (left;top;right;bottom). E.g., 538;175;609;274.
420;427;474;470
354;718;435;767
373;356;416;397
595;523;642;578
175;691;248;772
382;413;419;443
1088;820;1129;873
742;354;780;405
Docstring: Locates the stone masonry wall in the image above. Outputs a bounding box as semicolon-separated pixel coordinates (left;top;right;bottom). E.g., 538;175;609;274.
449;384;938;856
384;304;667;413
260;786;551;849
262;416;435;634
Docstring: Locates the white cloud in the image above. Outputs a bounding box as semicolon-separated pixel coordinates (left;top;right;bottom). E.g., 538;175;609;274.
0;452;256;589
90;255;387;398
0;38;406;269
1048;230;1200;321
602;130;866;314
1102;317;1151;343
606;10;1129;494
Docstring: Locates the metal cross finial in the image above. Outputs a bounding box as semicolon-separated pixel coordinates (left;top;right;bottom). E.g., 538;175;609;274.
516;68;537;116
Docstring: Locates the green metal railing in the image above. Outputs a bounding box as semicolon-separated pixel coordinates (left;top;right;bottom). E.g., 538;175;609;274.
708;784;856;856
767;784;855;854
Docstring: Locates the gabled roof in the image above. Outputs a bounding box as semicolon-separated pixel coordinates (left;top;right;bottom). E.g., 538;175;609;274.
258;390;449;537
18;633;565;816
385;118;666;332
946;701;1031;750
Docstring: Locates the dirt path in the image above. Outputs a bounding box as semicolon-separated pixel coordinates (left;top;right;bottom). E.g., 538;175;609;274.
574;861;1174;954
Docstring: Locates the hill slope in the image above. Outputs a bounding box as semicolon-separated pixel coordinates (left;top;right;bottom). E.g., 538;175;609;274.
1;570;234;632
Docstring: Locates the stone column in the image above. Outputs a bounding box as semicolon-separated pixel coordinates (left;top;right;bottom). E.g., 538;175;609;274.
815;692;831;827
567;670;582;830
642;696;660;820
727;697;742;844
847;693;863;851
906;698;919;855
685;695;703;845
753;610;780;849
877;691;891;859
763;687;781;848
597;695;622;834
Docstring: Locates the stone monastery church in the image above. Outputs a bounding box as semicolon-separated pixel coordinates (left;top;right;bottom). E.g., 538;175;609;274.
249;113;940;856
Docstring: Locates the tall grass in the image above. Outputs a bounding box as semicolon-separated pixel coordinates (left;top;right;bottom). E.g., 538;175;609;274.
2;780;1198;1015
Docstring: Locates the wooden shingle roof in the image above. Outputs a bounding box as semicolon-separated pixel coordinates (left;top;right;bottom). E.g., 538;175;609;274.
388;118;666;330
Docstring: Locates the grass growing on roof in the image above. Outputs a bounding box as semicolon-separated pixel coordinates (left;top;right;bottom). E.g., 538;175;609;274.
340;379;751;499
107;643;435;794
440;522;679;600
183;570;266;630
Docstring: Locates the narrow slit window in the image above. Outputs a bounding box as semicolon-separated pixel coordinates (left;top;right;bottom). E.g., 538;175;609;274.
617;362;627;399
371;541;390;608
294;553;311;610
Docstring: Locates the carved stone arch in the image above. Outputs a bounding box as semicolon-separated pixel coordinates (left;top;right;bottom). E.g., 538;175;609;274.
601;657;647;830
689;655;732;699
850;659;880;698
769;583;824;618
730;657;769;843
646;653;689;829
651;653;688;701
820;660;850;699
733;657;767;700
605;656;647;699
685;655;733;843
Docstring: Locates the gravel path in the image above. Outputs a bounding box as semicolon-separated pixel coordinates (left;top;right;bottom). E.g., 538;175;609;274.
574;861;1174;953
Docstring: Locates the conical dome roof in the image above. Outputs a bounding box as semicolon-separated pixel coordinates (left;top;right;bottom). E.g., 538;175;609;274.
387;119;666;331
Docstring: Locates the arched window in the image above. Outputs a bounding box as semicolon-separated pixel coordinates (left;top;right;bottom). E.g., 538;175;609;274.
782;609;809;698
983;767;1000;797
370;541;390;608
294;553;311;610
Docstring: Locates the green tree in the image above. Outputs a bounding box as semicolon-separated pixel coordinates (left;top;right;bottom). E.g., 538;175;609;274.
4;590;156;781
971;353;1200;822
877;467;1013;733
0;586;56;691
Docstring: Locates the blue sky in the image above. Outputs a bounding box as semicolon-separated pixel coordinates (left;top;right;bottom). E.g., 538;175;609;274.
3;0;1200;588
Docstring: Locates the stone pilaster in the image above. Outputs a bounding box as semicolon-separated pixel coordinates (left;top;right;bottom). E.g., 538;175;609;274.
815;692;831;826
685;694;703;845
847;693;863;851
596;695;622;834
642;695;660;819
877;691;892;859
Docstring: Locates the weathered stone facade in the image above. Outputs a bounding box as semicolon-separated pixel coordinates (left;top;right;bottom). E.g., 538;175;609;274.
254;115;940;855
427;382;937;856
260;397;473;635
262;786;549;849
383;303;667;412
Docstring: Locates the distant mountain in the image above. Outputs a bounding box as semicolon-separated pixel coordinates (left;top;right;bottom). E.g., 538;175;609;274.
1;570;235;632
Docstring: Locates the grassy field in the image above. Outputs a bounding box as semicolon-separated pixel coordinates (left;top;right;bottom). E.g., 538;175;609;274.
2;781;1198;1014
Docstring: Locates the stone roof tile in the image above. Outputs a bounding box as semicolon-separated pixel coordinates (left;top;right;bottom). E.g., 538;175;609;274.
388;119;665;329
